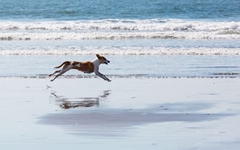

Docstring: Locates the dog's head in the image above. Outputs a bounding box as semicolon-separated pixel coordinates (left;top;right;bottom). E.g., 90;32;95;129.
96;54;110;65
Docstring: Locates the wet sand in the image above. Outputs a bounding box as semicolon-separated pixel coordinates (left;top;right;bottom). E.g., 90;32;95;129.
1;78;240;150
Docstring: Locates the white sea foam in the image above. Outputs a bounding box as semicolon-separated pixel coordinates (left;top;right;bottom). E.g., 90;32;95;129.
0;19;239;40
1;75;239;79
1;47;240;55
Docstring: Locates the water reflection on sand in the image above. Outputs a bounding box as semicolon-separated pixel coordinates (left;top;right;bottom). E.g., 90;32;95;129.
50;90;111;109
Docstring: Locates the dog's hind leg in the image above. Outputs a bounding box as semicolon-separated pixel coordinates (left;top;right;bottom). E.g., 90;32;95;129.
50;65;72;82
51;71;65;82
49;70;61;77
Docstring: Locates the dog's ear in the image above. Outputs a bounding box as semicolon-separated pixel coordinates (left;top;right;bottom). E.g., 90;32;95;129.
96;54;101;59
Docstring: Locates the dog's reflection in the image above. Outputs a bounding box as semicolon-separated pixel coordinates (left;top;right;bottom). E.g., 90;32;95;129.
50;90;111;109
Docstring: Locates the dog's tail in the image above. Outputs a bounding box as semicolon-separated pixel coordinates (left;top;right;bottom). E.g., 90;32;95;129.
54;61;70;68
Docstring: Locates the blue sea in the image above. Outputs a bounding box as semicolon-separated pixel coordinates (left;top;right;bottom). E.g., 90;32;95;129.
0;0;240;78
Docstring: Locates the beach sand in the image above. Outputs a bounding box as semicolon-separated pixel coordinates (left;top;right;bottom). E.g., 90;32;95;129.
0;77;240;150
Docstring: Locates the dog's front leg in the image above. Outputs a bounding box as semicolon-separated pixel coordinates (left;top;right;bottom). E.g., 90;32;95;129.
95;71;111;82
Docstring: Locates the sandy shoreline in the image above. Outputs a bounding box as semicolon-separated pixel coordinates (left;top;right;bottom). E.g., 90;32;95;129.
0;78;240;149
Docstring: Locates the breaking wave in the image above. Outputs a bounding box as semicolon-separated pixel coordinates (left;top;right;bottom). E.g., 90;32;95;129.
1;47;240;56
0;19;240;40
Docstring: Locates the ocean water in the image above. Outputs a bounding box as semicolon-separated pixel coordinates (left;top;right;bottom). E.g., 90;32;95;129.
0;0;240;78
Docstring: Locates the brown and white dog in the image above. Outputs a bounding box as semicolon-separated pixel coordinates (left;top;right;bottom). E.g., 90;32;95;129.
49;54;111;82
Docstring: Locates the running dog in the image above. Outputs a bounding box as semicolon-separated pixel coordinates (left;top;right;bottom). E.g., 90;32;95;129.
49;54;111;82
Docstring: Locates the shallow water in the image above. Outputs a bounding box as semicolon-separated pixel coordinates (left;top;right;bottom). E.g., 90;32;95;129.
1;54;240;78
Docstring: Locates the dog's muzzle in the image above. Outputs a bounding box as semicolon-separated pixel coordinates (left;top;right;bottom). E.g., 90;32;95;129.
105;60;110;65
